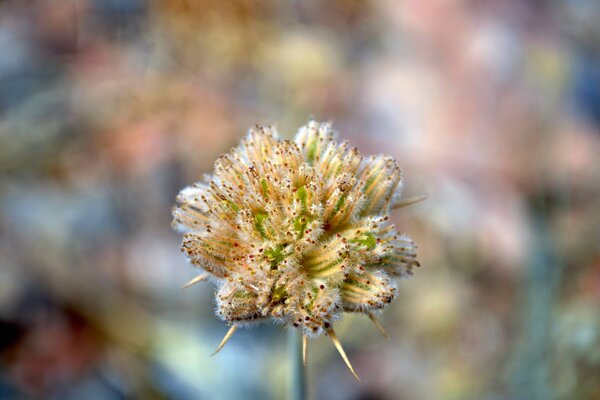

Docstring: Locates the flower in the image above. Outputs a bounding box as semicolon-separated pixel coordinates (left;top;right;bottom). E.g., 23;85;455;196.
172;121;420;379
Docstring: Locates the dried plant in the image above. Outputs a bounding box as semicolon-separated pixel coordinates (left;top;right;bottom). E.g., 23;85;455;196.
172;121;422;380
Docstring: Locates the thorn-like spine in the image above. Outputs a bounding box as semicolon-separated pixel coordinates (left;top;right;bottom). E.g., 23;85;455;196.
327;329;361;382
391;194;428;210
302;335;308;366
182;273;209;289
211;325;238;356
368;313;389;340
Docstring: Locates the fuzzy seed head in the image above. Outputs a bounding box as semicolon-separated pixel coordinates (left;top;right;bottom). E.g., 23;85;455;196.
172;121;419;337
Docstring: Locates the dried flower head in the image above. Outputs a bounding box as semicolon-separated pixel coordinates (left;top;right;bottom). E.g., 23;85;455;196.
172;121;421;379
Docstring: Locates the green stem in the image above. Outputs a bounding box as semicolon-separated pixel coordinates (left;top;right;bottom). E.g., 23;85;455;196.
288;330;307;400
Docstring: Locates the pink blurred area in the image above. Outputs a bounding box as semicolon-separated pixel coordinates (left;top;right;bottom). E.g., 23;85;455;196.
0;1;599;399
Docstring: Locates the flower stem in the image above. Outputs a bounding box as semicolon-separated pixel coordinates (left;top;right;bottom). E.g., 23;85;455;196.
288;330;307;400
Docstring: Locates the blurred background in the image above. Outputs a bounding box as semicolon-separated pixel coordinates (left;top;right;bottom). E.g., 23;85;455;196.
1;0;599;399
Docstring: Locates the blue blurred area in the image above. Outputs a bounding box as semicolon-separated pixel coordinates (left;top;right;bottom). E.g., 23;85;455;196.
573;53;600;130
0;1;599;399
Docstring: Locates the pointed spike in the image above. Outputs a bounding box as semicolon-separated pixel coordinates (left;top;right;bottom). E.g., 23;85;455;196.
327;329;361;382
211;325;238;356
391;194;428;210
368;313;389;340
302;335;308;366
182;273;209;289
